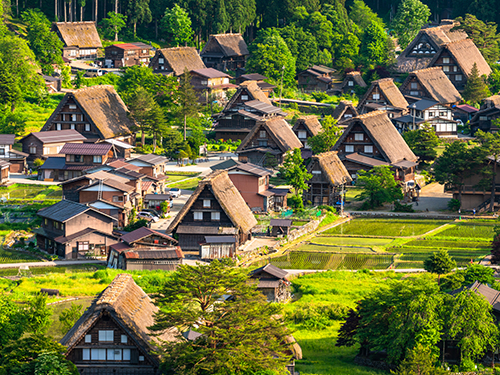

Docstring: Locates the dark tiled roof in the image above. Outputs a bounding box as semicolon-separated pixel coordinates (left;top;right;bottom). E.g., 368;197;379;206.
123;248;183;259
191;68;231;79
129;154;168;166
270;219;292;227
120;226;175;244
210;159;239;171
39;156;66;170
240;73;267;81
0;134;15;145
107;160;142;171
60;142;112;155
24;129;87;144
144;194;171;200
226;161;272;177
0;160;10;169
250;264;288;279
37;200;92;222
204;236;236;243
111;167;146;179
410;99;439;111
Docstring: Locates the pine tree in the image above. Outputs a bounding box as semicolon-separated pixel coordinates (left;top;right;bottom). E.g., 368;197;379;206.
214;0;229;33
0;59;21;112
177;69;200;140
463;62;491;105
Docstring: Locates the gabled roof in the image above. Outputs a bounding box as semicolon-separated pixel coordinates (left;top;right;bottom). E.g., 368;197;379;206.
226;161;272;177
191;68;231;79
244;100;285;115
42;86;133;140
59;142;112;156
21;129;87;144
39;156;66;170
128;154;168;166
343;71;366;88
37;199;116;222
154;47;206;76
120;226;176;245
455;104;478;113
122;248;183;260
52;21;102;48
358;78;408;110
403;67;462;104
239;81;271;105
237;118;303;154
107;159;142;171
430;39;491;78
292;116;322;137
269;219;292;227
410;99;440;111
60;274;177;356
483;95;500;109
0;134;15;145
451;281;500;313
311;151;352;186
201;33;249;57
332;101;359;122
239;73;267;81
106;43;151;50
250;264;288;280
84;178;135;193
167;170;257;234
334;111;418;164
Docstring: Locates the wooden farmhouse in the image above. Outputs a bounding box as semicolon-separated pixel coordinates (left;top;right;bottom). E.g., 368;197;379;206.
190;68;237;104
469;95;500;135
60;274;177;374
0;160;10;184
166;170;257;255
333;111;418;184
428;39;491;91
40;85;134;144
357;78;409;118
52;21;102;59
236;118;303;167
127;154;168;180
453;104;478;124
341;71;367;94
235;73;276;97
20;129;86;165
43;74;62;93
270;219;292;237
292;116;322;154
332;100;359;125
297;65;337;92
149;47;206;76
393;99;458;137
304;151;352;206
396;21;467;73
0;134;27;173
104;42;152;68
399;67;462;105
200;33;249;71
249;264;291;302
34;200;118;259
214;80;286;141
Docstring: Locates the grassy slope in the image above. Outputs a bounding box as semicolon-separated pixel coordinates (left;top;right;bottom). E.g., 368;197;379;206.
21;95;64;135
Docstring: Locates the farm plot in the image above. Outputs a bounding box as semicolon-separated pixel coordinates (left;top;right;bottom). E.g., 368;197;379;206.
295;244;373;253
324;219;449;237
436;222;495;239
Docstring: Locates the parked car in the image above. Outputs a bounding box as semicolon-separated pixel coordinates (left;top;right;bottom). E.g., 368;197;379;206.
137;211;160;223
84;69;103;77
169;188;181;198
142;208;161;217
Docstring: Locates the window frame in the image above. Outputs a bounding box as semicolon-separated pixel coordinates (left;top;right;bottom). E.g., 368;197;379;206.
193;211;203;221
211;211;220;221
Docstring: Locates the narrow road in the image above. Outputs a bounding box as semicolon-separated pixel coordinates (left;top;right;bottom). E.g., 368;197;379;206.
0;259;106;269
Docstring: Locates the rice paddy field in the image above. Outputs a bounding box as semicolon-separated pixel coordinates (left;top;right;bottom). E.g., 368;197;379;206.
259;218;496;270
0;184;62;200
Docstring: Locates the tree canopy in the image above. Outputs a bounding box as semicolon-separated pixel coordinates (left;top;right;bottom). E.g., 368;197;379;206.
356;165;403;209
391;0;430;50
402;123;439;162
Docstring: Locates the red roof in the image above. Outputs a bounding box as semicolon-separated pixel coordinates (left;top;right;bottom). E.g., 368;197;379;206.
110;43;141;50
108;159;142;171
141;181;153;191
456;104;479;113
59;143;112;155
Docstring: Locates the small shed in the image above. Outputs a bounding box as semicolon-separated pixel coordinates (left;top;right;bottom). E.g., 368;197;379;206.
200;236;236;260
249;264;291;302
270;219;292;237
143;194;172;211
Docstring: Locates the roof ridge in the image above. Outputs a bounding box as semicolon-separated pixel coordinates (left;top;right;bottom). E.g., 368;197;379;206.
356;110;387;120
413;67;442;73
97;273;133;306
372;78;394;83
346;71;361;75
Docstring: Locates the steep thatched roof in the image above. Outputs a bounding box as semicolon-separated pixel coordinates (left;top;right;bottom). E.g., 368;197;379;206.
237;117;303;154
292;116;322;137
342;71;366;88
167;170;257;234
156;47;206;76
430;39;491;78
239;81;271;104
311;151;352;186
358;78;408;110
334;111;417;164
52;22;102;48
402;67;462;104
43;85;133;139
332;101;359;122
483;95;500;108
60;274;178;354
201;34;249;57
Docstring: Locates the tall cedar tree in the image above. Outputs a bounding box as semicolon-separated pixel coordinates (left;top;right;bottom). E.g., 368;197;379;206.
150;260;292;374
402;123;439;162
391;0;430;49
359;20;389;67
177;69;200;141
475;130;500;211
423;250;457;285
280;148;312;196
463;62;491;105
162;4;193;47
0;59;21;112
127;0;152;36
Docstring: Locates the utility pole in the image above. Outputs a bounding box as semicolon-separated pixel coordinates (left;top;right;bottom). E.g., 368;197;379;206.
279;65;285;108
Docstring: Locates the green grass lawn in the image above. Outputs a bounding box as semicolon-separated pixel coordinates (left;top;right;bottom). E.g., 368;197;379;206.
19;94;64;135
324;219;450;237
344;186;363;200
168;177;203;190
165;173;201;184
0;184;62;200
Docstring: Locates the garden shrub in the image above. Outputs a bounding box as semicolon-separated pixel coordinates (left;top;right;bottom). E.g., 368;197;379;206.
394;201;414;213
447;198;461;211
288;194;304;210
287;303;350;329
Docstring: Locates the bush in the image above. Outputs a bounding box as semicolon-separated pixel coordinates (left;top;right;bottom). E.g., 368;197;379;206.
288;194;304;210
290;102;299;110
318;205;336;213
286;304;350;329
219;145;227;151
394;201;414;213
311;91;330;103
124;219;148;232
448;198;461;211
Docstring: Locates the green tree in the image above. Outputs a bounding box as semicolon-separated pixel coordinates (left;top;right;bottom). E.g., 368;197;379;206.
279;148;312;197
127;0;152;37
424;250;457;284
34;350;78;375
162;4;193;47
0;293;25;347
391;344;447;375
308;116;342;154
356;165;403;209
463;62;491;105
60;65;72;89
150;259;291;374
391;0;430;50
177;69;200;140
403;123;439;162
349;0;384;31
59;303;83;335
0;59;21;112
359;20;389;67
453;14;500;64
24;293;52;336
118;65;158;100
100;11;127;41
247;29;296;87
475;130;500;211
279;24;318;71
306;11;334;49
214;0;229;33
0;111;27;135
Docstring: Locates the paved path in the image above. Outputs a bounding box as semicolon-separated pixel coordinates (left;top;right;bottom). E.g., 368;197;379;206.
0;259;105;269
163;153;237;175
150;189;193;232
9;174;59;185
409;182;452;212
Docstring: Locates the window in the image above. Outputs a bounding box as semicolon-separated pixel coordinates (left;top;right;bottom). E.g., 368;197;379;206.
69;104;76;110
312;170;321;174
259;130;266;138
354;133;363;141
29;146;36;154
85;335;91;343
121;335;127;344
107;349;122;361
348;81;354;86
428;111;434;117
71;114;77;122
194;211;203;221
98;330;114;342
78;242;89;251
410;91;419;96
344;114;352;118
241;95;248;101
456;74;462;81
142;49;146;54
453;66;458;72
93;155;102;163
443;66;449;72
443;57;450;64
410;82;418;89
0;149;5;156
70;50;76;56
83;349;90;360
112;195;124;202
158;58;164;64
70;124;75;129
91;348;106;360
345;145;354;153
439;111;446;117
74;155;81;162
139;356;145;362
53;221;59;229
203;199;211;208
298;131;307;139
85;124;91;132
56;123;62;130
372;93;380;100
211;212;220;221
258;140;268;147
123;349;131;360
201;80;208;85
480;116;489;121
364;145;373;153
44;218;47;225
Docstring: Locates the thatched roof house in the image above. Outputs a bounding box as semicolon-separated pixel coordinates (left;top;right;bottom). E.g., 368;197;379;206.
249;264;291;302
237;118;303;166
292;116;322;151
469;95;500;134
400;67;462;105
310;151;352;186
61;274;177;373
52;21;102;59
332;100;359;124
201;33;249;71
342;71;367;93
166;170;257;252
224;80;271;107
396;21;468;73
149;47;206;76
41;85;134;143
357;78;408;115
